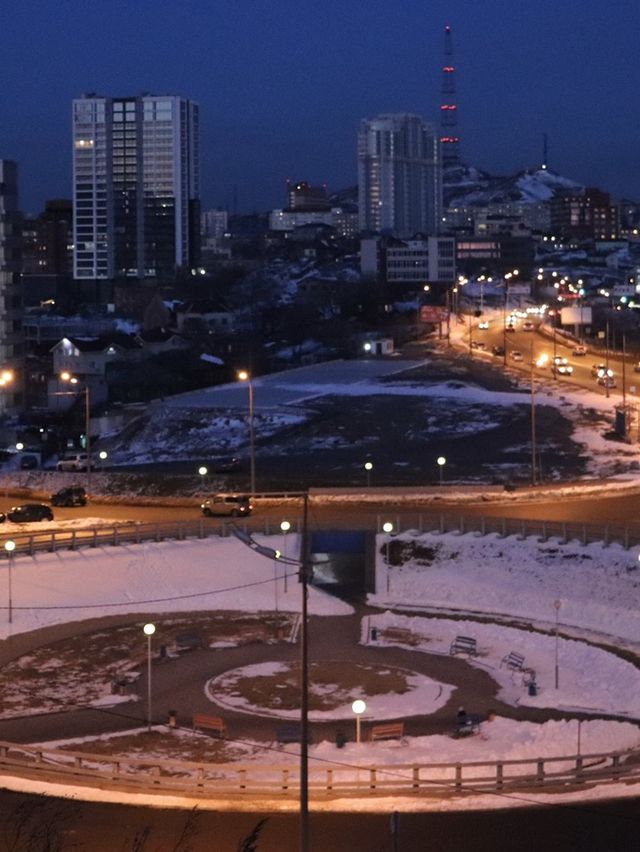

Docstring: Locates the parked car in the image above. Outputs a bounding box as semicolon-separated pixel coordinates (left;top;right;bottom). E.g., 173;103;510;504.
573;345;588;356
51;486;87;507
201;493;253;517
57;453;90;472
471;341;486;350
0;503;54;523
510;350;524;362
19;455;39;470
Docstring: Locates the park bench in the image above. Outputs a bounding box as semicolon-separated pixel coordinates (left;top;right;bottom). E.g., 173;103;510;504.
382;627;417;646
501;651;525;672
369;722;405;742
453;714;481;738
192;713;227;738
449;635;478;656
276;725;311;745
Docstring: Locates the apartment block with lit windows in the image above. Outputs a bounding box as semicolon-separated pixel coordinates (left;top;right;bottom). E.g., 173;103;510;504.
72;94;200;283
0;160;23;411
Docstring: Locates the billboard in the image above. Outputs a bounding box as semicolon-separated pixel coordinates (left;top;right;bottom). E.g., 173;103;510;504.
420;306;449;323
560;306;592;326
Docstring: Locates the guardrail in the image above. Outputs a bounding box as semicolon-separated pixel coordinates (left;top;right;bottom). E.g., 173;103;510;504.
0;517;303;559
0;740;635;800
377;513;640;550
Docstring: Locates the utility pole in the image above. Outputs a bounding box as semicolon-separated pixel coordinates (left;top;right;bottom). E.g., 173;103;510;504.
299;492;310;852
530;341;537;485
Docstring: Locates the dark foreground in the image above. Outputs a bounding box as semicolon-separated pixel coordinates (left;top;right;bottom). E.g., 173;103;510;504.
1;790;638;852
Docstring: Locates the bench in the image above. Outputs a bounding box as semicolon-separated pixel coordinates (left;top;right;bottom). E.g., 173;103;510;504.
382;627;417;646
192;713;227;738
370;722;405;742
276;725;311;745
501;651;525;672
454;714;481;738
449;635;478;656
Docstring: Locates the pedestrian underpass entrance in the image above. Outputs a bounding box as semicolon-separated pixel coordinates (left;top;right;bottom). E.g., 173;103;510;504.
310;530;373;599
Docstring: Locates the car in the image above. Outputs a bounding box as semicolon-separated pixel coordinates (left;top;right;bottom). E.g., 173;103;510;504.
19;455;39;470
214;456;242;473
633;362;640;373
597;375;617;388
551;363;573;376
522;321;535;331
201;493;253;517
510;350;524;362
492;345;505;356
51;486;87;507
478;320;489;330
591;364;608;378
505;324;516;333
573;345;588;356
471;341;486;350
56;453;90;472
1;503;54;523
552;355;568;366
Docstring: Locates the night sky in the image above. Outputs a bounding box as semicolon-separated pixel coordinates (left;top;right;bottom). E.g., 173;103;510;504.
2;0;639;214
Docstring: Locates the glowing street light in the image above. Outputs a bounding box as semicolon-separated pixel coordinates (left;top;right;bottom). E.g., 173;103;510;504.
143;623;156;731
352;699;367;745
4;540;15;624
280;520;291;593
437;456;446;485
364;461;373;487
382;521;394;593
553;600;561;689
237;370;255;496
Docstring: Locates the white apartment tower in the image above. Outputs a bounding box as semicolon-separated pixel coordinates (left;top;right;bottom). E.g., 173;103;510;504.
358;114;442;238
72;94;200;281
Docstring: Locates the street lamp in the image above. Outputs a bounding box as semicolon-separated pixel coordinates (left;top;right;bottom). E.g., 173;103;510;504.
143;623;156;731
364;461;373;487
98;450;108;467
60;372;92;494
553;599;561;689
437;456;446;485
280;520;291;593
352;699;366;745
382;521;394;593
237;370;255;496
530;342;537;485
4;540;15;624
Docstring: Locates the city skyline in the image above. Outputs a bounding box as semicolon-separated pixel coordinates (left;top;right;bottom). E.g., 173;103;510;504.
2;0;639;214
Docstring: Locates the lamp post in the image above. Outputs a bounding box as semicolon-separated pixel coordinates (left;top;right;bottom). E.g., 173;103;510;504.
280;520;291;593
231;494;311;852
530;342;537;486
4;540;15;624
237;371;255;496
364;461;373;488
143;623;156;731
198;465;208;492
553;599;561;689
98;450;108;469
382;521;394;593
60;372;92;494
352;699;366;745
437;455;446;486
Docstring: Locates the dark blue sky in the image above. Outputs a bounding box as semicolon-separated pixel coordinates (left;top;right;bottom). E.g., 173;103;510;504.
2;0;639;214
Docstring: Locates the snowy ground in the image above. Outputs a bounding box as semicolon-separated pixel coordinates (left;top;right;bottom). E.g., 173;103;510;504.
0;528;638;809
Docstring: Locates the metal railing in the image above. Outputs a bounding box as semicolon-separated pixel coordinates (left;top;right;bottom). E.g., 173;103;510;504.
0;739;635;801
376;513;640;550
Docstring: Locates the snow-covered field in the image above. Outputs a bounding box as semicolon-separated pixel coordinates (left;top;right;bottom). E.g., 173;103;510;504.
0;527;638;809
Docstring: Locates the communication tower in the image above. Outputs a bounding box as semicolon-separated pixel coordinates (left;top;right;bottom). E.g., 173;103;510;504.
440;24;461;169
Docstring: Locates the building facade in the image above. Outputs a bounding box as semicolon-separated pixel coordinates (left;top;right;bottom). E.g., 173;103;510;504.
550;188;618;241
72;94;200;282
358;114;442;237
0;160;23;411
360;235;456;284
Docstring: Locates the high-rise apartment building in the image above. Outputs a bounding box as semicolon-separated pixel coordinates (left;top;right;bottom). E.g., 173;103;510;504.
0;160;23;411
72;94;200;282
358;114;442;238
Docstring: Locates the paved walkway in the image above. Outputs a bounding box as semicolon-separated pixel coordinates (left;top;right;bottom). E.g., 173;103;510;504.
0;603;605;748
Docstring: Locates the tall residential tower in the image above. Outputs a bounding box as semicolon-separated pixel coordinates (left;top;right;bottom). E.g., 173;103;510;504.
358;114;442;237
0;160;23;411
72;94;200;283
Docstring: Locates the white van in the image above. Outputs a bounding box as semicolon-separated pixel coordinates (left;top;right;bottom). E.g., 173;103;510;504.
56;453;90;472
201;494;253;517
